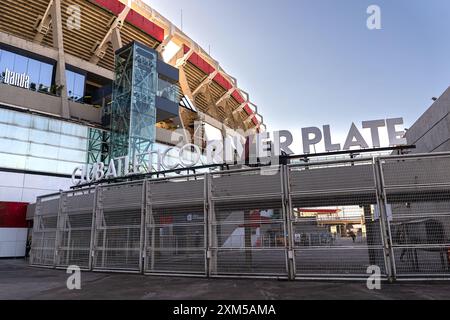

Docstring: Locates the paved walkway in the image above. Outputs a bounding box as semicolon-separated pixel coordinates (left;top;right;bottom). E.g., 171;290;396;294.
1;259;450;300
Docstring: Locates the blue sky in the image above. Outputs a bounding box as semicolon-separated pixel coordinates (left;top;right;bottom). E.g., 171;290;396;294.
147;0;450;148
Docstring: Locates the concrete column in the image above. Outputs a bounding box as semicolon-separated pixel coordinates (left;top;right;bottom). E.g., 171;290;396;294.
51;0;70;119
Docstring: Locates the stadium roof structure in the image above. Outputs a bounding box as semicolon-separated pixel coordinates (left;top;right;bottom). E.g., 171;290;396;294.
0;0;265;133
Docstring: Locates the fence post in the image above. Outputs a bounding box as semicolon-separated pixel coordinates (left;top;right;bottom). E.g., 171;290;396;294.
282;165;295;280
148;180;156;273
374;157;396;282
142;180;150;274
94;186;104;270
206;172;217;277
139;180;147;274
54;192;65;269
204;172;210;277
88;187;98;271
30;197;42;266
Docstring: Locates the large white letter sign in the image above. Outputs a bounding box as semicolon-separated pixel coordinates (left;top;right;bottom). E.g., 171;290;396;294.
387;118;407;146
343;123;369;150
362;119;386;148
302;127;322;154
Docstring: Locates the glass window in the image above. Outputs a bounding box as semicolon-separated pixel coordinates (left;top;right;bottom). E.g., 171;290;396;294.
61;121;87;137
0;108;90;175
0;50;14;81
29;143;60;159
11;111;32;128
13;54;28;74
73;73;85;101
62;135;87;150
157;75;179;103
29;129;61;146
24;156;60;174
0;123;29;141
66;70;75;99
66;69;85;102
31;116;50;131
57;147;86;162
0;137;28;155
27;59;41;91
0;48;54;93
48;118;62;133
39;62;53;91
0;153;26;170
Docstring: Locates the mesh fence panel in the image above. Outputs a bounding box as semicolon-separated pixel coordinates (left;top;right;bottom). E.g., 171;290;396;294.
211;167;282;202
31;194;60;267
210;168;288;277
56;189;95;269
93;182;144;272
381;156;450;278
288;160;388;278
145;176;207;275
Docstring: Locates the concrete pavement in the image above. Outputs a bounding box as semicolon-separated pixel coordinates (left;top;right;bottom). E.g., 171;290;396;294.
1;259;450;300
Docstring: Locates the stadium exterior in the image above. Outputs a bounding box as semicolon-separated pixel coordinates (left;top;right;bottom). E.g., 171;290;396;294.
1;0;450;282
0;0;264;257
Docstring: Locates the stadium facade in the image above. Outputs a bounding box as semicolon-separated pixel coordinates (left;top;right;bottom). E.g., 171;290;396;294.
0;0;264;257
2;1;450;282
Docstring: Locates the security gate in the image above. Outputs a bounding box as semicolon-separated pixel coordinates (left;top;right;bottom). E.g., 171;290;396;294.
31;194;60;267
93;182;144;272
209;167;288;278
287;159;388;279
30;152;450;281
380;154;450;279
144;175;207;275
56;189;95;270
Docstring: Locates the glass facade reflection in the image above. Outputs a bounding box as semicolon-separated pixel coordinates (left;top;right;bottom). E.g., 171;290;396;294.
110;42;157;165
0;106;211;179
157;75;179;103
66;69;86;102
0;48;54;93
0;45;186;179
0;108;89;175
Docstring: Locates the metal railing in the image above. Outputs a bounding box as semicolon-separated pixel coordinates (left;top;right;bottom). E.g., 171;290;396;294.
30;152;450;281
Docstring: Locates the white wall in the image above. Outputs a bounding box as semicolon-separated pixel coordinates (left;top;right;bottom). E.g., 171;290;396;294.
0;228;27;257
0;171;72;203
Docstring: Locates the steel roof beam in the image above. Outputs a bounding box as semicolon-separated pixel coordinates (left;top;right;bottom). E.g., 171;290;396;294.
34;0;54;43
216;88;235;107
193;70;219;97
232;102;249;115
90;5;131;64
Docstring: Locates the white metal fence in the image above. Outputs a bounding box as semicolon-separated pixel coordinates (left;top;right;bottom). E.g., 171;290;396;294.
380;154;450;279
209;167;288;278
287;158;388;280
93;182;144;272
145;175;207;275
56;189;95;270
31;194;60;267
30;153;450;281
